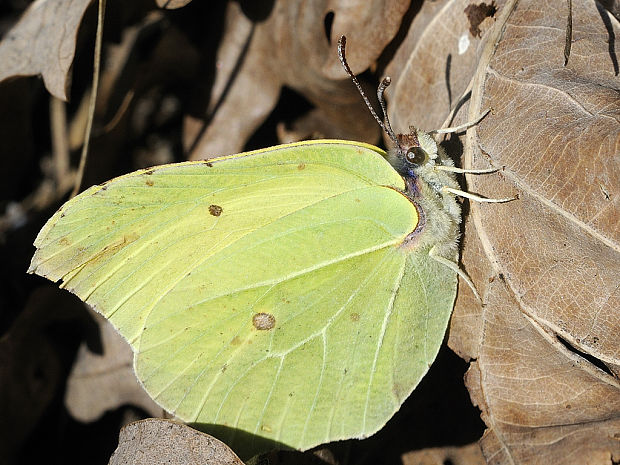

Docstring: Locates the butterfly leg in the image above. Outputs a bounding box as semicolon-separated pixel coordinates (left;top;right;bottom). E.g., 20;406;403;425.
442;187;516;203
435;165;500;174
430;109;491;135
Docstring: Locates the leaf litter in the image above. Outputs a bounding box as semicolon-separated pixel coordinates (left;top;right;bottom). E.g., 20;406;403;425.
0;0;617;463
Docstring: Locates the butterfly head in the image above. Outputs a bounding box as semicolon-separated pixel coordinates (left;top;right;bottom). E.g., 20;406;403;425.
337;36;441;178
386;128;440;179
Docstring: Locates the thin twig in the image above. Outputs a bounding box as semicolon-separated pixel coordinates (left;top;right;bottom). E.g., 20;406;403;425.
71;0;106;198
50;96;69;188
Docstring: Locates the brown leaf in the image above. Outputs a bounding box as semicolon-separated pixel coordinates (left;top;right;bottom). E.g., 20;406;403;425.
185;0;411;159
64;309;162;423
386;0;488;131
0;0;94;101
385;0;619;462
155;0;193;9
108;418;244;465
463;0;620;460
464;281;620;464
401;442;486;465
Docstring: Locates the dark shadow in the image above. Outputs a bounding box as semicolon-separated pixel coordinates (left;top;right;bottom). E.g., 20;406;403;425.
379;0;425;73
439;133;466;170
323;10;335;44
11;288;101;465
442;90;472;129
340;345;486;464
238;0;276;22
556;334;614;377
243;86;314;151
22;405;152;465
190;422;293;462
596;2;618;75
185;23;256;158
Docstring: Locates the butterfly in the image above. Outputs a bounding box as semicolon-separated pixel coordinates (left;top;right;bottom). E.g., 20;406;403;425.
28;35;511;457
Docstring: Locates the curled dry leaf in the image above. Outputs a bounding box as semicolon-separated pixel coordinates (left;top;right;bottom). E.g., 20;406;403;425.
0;0;94;101
108;418;244;465
185;0;411;159
64;309;162;423
386;0;619;463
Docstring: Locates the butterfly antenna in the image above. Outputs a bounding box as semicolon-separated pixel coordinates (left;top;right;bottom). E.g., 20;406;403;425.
338;36;399;146
376;77;398;144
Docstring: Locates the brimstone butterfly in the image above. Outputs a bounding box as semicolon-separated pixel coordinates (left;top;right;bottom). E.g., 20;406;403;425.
28;36;508;456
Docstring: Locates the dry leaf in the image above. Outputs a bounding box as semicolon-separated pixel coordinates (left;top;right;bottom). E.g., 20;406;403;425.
0;0;94;100
155;0;193;9
386;0;490;130
108;418;244;465
464;282;620;464
5;0;616;462
184;0;411;159
65;309;162;423
384;0;619;463
401;442;486;465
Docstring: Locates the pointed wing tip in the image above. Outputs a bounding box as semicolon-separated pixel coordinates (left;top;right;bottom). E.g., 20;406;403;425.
27;255;41;275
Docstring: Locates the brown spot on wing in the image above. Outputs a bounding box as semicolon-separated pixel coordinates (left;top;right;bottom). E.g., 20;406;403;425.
209;204;223;216
252;312;275;330
87;233;140;265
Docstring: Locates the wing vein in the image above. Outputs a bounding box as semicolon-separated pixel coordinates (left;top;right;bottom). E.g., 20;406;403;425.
362;256;407;430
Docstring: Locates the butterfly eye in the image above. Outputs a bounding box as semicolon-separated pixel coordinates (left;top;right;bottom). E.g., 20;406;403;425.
405;147;427;165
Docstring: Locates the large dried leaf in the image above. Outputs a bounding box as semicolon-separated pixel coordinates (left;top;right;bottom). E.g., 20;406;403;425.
185;0;411;159
385;0;619;463
464;281;620;464
0;0;94;100
108;418;244;465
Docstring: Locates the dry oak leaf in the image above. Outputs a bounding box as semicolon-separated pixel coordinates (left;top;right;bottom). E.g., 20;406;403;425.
108;418;244;465
0;0;94;101
384;0;619;463
184;0;411;159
